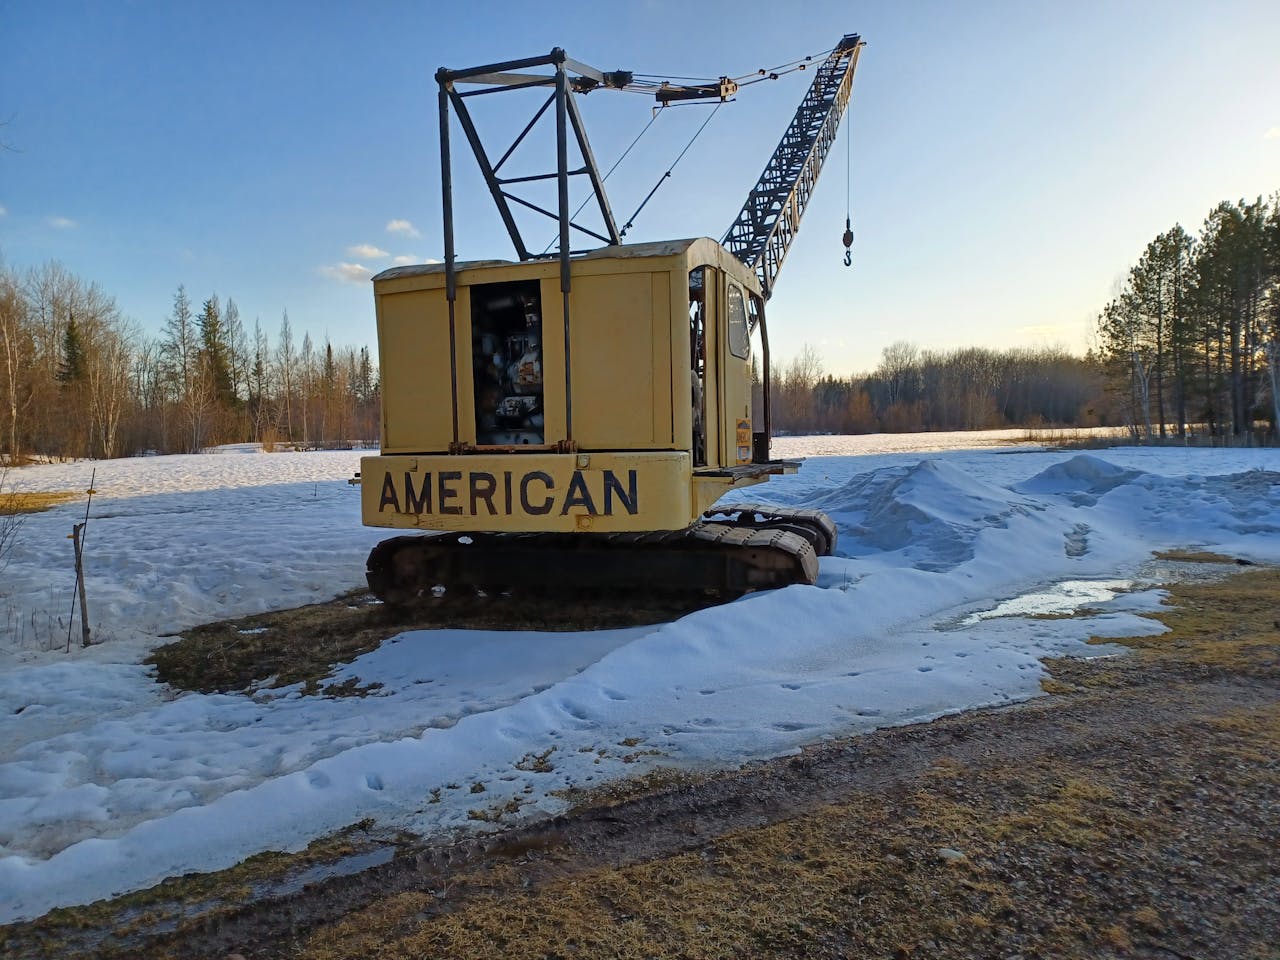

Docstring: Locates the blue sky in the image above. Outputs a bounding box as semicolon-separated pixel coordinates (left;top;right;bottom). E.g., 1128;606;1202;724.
2;0;1277;374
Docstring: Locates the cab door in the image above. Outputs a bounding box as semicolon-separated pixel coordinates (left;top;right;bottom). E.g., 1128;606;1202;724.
719;275;753;466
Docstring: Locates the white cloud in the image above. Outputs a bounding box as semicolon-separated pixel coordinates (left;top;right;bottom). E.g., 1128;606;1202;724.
347;243;389;259
0;205;7;217
319;262;374;284
47;215;76;229
1266;126;1280;141
391;255;442;266
386;218;421;238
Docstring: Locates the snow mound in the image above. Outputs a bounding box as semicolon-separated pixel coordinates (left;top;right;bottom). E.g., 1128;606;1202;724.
807;459;1040;570
1015;454;1146;503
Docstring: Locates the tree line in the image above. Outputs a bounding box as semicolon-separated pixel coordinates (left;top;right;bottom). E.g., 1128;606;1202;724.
9;189;1275;465
1095;193;1279;440
766;342;1111;435
0;262;379;464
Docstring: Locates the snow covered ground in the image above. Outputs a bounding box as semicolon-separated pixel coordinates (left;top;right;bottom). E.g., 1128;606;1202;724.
1;435;1278;922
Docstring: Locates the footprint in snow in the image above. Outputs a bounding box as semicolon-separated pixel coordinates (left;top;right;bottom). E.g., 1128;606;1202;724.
365;773;384;791
1064;523;1091;558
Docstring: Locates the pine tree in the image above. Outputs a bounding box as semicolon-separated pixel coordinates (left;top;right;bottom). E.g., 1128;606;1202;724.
57;314;87;385
1126;226;1195;437
198;294;234;408
1193;200;1270;437
250;318;270;440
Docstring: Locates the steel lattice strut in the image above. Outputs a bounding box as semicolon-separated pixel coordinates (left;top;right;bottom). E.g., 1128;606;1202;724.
721;34;863;301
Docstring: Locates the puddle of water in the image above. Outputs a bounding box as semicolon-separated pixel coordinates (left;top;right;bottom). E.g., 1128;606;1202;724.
256;845;396;898
962;579;1133;625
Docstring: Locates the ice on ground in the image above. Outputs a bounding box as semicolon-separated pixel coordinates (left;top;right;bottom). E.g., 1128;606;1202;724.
1;436;1278;922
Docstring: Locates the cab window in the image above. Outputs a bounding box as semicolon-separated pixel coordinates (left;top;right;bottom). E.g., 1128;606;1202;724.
726;282;749;360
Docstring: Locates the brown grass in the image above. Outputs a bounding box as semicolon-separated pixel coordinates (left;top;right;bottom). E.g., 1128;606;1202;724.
299;738;1250;960
0;490;78;515
1090;566;1280;673
1152;548;1241;564
149;589;716;695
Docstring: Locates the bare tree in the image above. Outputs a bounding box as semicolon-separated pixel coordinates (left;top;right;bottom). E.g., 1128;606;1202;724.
0;270;32;464
0;468;23;576
87;321;135;457
276;311;296;440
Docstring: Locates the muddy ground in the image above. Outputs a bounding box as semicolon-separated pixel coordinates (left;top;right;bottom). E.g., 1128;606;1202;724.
5;563;1278;960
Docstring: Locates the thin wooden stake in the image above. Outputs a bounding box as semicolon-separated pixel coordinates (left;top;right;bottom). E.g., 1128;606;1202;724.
71;523;90;647
65;468;96;652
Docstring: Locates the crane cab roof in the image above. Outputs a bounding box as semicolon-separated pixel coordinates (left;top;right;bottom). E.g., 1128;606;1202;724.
371;237;762;297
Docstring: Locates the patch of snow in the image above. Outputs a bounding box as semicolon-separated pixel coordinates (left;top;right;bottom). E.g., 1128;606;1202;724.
0;434;1277;921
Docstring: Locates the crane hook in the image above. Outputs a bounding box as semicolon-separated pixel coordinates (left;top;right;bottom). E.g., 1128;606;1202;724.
841;217;854;267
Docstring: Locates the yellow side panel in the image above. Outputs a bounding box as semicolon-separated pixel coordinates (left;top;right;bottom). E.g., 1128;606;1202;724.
377;287;473;453
650;272;673;446
566;272;669;449
361;451;696;532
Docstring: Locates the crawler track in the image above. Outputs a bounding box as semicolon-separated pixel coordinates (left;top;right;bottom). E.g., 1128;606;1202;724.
367;506;835;607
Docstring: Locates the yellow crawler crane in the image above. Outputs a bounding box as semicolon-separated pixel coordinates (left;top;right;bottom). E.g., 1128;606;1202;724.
362;36;863;603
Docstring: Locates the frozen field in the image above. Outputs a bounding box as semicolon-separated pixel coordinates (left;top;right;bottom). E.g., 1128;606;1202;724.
1;432;1278;922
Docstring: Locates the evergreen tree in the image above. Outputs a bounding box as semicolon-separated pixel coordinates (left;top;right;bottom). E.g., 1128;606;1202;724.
250;318;270;440
57;313;87;384
161;285;196;398
1125;226;1195;437
198;294;235;407
1193;200;1270;436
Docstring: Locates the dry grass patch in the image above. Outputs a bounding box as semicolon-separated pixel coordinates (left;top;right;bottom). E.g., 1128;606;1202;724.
0;489;78;515
1152;548;1243;564
150;590;715;695
1093;566;1280;673
298;762;1159;960
147;590;395;693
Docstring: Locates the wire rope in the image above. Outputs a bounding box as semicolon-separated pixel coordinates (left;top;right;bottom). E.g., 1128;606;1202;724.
531;44;836;249
729;46;835;83
620;101;722;237
538;107;664;254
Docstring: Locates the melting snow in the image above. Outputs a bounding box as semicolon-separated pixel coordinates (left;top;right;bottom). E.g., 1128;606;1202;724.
0;438;1278;921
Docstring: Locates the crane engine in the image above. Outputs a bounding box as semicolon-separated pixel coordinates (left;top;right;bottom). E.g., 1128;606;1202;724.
360;35;864;604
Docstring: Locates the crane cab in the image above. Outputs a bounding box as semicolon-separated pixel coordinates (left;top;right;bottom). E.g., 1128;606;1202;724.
360;237;792;536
